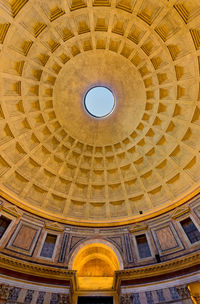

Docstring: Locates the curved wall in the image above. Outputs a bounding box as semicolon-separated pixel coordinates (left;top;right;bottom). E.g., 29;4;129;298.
0;195;199;268
0;194;199;303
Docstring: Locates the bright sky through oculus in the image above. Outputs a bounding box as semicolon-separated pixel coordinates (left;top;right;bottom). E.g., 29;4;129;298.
84;87;115;118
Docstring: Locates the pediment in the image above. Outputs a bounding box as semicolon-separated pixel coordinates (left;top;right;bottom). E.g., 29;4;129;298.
171;206;190;219
129;222;148;233
45;221;64;232
1;203;21;218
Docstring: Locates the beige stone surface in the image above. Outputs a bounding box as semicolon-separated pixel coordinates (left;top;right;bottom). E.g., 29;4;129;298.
0;0;200;225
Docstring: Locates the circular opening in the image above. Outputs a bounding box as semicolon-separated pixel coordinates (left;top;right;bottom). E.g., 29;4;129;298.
84;86;115;118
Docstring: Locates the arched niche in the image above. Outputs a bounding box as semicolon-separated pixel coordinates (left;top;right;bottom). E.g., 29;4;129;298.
68;239;123;290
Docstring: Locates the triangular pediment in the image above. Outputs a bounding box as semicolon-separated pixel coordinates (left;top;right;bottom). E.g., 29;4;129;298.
2;203;21;218
45;221;64;232
129;222;148;233
171;206;190;219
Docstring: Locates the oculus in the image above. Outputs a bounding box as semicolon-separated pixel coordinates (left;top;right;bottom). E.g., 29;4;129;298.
84;86;115;118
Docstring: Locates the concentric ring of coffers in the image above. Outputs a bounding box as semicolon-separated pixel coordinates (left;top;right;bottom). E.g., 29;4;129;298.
0;0;200;225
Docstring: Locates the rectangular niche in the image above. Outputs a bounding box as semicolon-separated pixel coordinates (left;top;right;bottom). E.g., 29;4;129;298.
151;221;184;255
6;219;42;256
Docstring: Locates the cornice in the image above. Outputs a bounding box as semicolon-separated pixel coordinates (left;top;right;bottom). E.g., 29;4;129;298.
113;252;200;290
0;253;76;282
0;252;199;295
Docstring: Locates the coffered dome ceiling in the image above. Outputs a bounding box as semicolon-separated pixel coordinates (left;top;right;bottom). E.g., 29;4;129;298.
0;0;200;226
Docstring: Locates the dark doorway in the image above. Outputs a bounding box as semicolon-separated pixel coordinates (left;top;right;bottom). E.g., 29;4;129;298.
77;296;113;304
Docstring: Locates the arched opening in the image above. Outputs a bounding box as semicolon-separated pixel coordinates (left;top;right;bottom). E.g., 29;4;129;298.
71;242;121;290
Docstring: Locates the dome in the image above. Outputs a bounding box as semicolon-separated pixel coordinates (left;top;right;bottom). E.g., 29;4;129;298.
1;0;200;226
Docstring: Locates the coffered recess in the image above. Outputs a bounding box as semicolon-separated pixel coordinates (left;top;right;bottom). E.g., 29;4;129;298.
1;0;200;226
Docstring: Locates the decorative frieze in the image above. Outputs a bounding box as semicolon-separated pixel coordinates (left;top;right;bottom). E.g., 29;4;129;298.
7;287;21;301
177;286;191;300
24;289;34;304
0;284;12;301
120;294;132;304
58;294;70;304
